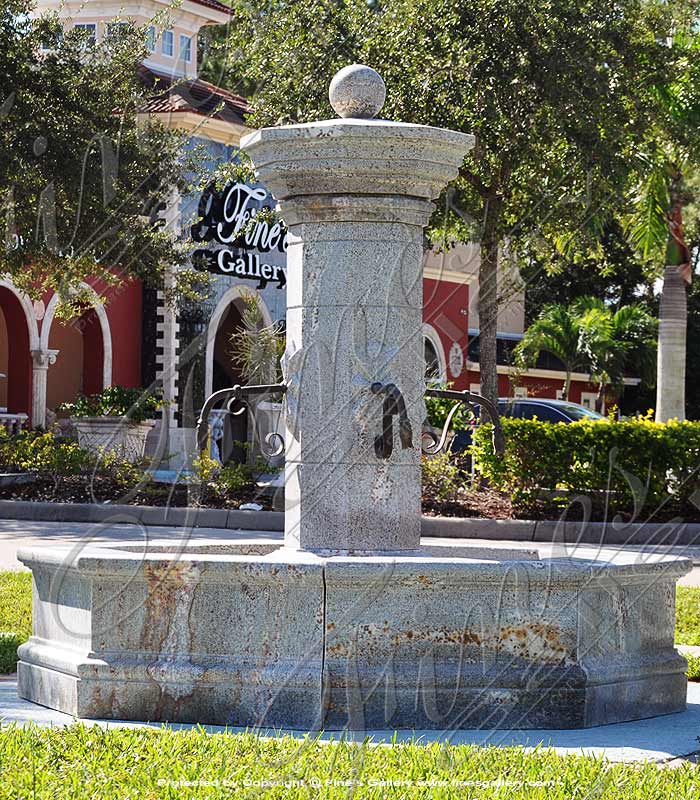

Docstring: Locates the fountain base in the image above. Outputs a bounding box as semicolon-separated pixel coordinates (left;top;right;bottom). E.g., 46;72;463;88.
17;540;690;730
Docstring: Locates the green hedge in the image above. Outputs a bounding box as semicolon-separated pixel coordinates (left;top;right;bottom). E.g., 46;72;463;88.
472;418;700;516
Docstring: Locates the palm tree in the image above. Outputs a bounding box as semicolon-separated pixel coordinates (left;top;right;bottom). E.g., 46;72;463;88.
514;303;590;401
576;298;657;411
515;297;656;407
625;26;700;421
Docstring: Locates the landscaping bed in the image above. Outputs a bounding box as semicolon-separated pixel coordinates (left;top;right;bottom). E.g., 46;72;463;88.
0;474;271;510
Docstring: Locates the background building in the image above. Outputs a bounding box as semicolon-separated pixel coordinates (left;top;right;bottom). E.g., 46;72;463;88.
0;0;611;456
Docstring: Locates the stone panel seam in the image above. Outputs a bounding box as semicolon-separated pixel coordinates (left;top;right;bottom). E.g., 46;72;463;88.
320;562;327;726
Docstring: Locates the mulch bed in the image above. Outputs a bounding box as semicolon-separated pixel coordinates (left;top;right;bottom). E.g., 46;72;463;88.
2;474;699;523
0;475;273;510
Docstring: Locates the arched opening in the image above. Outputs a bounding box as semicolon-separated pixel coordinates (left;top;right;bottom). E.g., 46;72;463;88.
0;287;32;416
213;302;245;393
46;307;106;417
423;324;447;386
211;300;247;463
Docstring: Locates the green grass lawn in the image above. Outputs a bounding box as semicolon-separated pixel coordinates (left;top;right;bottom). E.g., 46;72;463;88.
0;723;698;799
0;572;31;674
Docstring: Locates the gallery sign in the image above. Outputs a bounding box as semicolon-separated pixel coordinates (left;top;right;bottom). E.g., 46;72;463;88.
191;181;287;290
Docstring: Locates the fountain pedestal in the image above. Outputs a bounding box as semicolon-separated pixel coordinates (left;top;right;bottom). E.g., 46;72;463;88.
16;66;692;730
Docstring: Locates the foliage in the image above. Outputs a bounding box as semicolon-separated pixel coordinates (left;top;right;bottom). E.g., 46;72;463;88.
675;586;700;647
424;390;474;430
515;297;656;402
229;291;285;386
472;417;700;518
58;386;162;423
0;0;206;309
0;571;31;674
522;220;654;322
221;0;673;406
685;652;700;681
0;429;88;477
189;449;267;507
2;719;700;796
421;453;463;502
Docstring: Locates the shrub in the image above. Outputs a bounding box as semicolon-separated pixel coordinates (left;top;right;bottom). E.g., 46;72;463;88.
59;386;162;423
472;417;700;518
422;453;463;502
0;430;89;478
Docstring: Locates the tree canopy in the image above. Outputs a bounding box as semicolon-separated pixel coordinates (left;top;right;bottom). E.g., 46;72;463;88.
0;0;202;315
216;0;682;405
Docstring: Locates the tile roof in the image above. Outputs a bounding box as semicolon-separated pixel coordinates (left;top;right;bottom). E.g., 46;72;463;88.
188;0;232;15
139;66;250;127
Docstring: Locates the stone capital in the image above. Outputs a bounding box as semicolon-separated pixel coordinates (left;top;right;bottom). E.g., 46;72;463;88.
31;348;59;370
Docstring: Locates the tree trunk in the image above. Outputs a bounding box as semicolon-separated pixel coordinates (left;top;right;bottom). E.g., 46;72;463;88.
656;193;689;422
478;197;502;408
562;371;571;401
656;263;687;421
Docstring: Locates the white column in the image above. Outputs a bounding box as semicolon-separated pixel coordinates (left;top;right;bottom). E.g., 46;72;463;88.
30;349;58;429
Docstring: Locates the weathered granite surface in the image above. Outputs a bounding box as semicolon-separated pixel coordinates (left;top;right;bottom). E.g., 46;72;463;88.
17;542;691;730
241;78;473;555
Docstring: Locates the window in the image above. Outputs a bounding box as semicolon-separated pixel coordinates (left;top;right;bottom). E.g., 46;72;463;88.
180;34;192;63
516;403;568;423
162;29;174;57
146;26;156;52
40;28;63;51
106;22;129;39
556;401;605;421
424;338;441;385
74;23;97;46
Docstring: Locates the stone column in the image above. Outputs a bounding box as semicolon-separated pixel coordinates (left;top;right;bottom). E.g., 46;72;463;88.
30;348;58;429
242;66;474;554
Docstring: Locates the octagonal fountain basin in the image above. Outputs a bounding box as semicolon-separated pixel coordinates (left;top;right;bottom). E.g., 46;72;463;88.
17;541;690;731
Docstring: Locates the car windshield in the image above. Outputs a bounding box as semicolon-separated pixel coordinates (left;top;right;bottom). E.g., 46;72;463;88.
555;403;606;421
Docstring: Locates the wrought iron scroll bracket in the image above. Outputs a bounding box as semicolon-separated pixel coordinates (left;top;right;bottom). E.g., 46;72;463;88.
196;383;287;458
370;382;414;459
423;388;505;456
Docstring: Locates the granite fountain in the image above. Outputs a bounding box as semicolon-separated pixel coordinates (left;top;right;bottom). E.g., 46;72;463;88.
17;66;691;731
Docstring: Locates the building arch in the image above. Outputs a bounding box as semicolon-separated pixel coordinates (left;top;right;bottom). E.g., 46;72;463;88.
0;280;40;418
204;284;273;399
41;283;112;389
0;280;40;351
422;322;447;385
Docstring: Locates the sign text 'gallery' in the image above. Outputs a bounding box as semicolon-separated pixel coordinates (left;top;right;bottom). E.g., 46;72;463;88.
191;182;287;290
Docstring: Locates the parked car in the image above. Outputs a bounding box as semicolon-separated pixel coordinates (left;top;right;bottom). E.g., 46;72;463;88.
449;398;606;453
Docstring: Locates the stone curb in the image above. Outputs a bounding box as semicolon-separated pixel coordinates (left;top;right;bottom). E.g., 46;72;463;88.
2;499;700;545
0;500;285;532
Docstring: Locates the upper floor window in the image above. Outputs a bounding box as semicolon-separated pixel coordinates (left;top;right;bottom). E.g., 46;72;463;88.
146;26;156;52
73;23;97;47
105;22;129;40
180;34;192;63
162;29;174;57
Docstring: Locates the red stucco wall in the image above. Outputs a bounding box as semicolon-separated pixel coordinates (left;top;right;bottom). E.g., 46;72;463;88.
423;277;469;390
86;277;143;388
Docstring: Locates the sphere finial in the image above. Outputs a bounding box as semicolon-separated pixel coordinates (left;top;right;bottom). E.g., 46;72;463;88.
329;64;386;119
